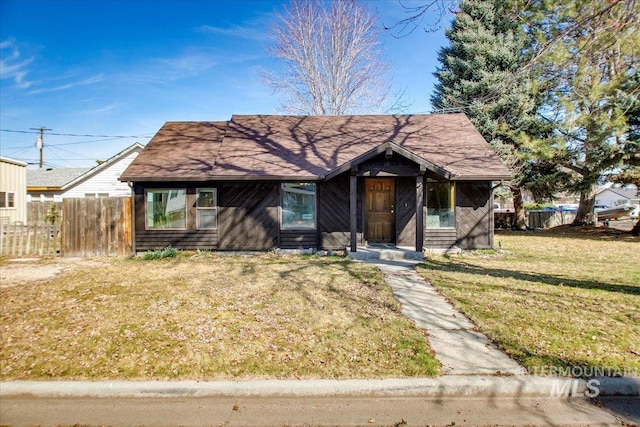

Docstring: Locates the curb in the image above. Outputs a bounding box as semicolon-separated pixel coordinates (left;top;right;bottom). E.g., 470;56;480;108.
1;376;638;398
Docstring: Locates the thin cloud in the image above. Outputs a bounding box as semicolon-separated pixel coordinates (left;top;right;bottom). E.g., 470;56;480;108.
0;39;35;89
197;24;267;42
123;50;222;85
26;74;105;95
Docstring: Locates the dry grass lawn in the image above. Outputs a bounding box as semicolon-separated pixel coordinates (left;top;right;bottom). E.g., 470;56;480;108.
1;253;438;380
416;226;640;376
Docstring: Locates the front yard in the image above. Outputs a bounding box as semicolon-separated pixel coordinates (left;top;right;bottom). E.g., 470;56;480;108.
416;227;640;376
0;254;438;380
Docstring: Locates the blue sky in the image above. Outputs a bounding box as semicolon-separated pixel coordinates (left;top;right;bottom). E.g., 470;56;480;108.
0;0;448;168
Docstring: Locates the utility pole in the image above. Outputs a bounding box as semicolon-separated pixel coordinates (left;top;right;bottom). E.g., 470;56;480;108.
30;126;52;169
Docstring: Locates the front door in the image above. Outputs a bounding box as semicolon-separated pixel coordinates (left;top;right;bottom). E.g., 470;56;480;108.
365;178;395;243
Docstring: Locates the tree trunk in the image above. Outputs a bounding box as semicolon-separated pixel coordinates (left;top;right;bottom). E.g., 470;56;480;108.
510;186;526;230
632;219;640;236
572;185;597;226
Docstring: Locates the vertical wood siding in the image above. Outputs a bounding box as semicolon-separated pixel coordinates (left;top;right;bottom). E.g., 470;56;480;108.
396;177;416;246
218;182;279;250
0;159;27;224
455;181;491;249
318;173;363;249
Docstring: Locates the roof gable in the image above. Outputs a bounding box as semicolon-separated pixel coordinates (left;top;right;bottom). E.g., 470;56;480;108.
63;143;143;190
120;114;512;182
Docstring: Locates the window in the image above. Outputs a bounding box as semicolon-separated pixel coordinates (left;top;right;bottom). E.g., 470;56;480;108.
197;188;217;229
146;189;187;229
0;192;15;209
426;181;454;228
281;183;316;229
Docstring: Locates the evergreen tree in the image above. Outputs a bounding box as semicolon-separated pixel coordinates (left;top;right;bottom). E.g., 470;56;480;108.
529;0;640;225
431;0;545;229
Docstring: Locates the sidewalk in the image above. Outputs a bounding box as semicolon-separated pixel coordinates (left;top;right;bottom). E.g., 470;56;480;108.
368;259;526;375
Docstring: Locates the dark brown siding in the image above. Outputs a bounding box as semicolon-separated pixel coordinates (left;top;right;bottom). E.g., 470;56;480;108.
456;181;491;249
424;225;458;249
218;182;278;250
396;177;416;246
318;173;363;249
133;183;218;251
280;230;317;249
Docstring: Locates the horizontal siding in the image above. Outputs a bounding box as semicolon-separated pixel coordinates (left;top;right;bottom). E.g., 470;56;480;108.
136;230;218;251
280;230;317;249
424;228;457;249
64;150;140;198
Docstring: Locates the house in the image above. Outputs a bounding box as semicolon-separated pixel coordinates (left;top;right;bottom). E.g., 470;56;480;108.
595;187;639;208
0;157;27;224
120;114;511;253
27;143;144;202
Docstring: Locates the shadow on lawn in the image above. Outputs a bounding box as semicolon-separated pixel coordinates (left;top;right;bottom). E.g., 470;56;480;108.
418;258;640;296
275;258;393;313
497;225;639;242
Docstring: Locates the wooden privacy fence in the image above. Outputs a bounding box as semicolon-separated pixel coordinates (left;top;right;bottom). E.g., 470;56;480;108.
0;223;61;257
62;197;132;257
27;201;63;226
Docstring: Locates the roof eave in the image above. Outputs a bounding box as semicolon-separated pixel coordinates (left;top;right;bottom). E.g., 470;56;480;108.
449;174;512;181
120;175;324;183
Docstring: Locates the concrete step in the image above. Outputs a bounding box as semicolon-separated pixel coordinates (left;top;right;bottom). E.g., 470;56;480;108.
347;246;424;261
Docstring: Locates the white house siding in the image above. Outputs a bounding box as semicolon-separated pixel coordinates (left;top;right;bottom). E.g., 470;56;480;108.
595;188;639;207
62;151;139;198
0;157;27;223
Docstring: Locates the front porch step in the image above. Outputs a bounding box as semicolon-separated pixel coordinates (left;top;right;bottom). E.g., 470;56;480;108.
347;246;424;261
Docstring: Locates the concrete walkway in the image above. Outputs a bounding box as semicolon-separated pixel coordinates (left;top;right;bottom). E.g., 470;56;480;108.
368;259;527;376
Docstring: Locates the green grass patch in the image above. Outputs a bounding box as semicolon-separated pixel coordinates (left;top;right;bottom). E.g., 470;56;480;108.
1;254;438;380
415;228;639;376
143;246;178;260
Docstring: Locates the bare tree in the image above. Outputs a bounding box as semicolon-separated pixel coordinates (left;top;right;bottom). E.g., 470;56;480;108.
263;0;391;115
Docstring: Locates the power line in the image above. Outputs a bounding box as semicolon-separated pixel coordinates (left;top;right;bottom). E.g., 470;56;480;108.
1;128;152;139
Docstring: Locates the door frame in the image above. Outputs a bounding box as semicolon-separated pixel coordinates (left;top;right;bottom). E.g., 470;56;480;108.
364;178;396;244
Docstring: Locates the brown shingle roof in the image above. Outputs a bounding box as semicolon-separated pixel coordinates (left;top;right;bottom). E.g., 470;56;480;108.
120;114;511;182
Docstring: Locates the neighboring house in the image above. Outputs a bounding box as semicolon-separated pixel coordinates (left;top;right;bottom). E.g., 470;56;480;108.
595;187;639;208
0;157;27;223
121;114;511;253
27;143;144;202
27;168;90;202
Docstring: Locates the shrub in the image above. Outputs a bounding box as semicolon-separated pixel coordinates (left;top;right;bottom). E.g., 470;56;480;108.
143;246;178;260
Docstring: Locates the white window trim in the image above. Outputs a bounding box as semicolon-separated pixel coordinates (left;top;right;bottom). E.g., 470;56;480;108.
0;191;16;209
196;188;218;230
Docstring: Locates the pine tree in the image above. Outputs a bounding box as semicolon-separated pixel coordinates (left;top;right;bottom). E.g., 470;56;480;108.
529;0;639;225
431;0;544;229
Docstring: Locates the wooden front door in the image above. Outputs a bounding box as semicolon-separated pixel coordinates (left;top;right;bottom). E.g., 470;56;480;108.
365;178;395;243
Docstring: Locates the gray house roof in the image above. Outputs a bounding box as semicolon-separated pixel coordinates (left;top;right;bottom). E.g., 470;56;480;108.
27;168;91;189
